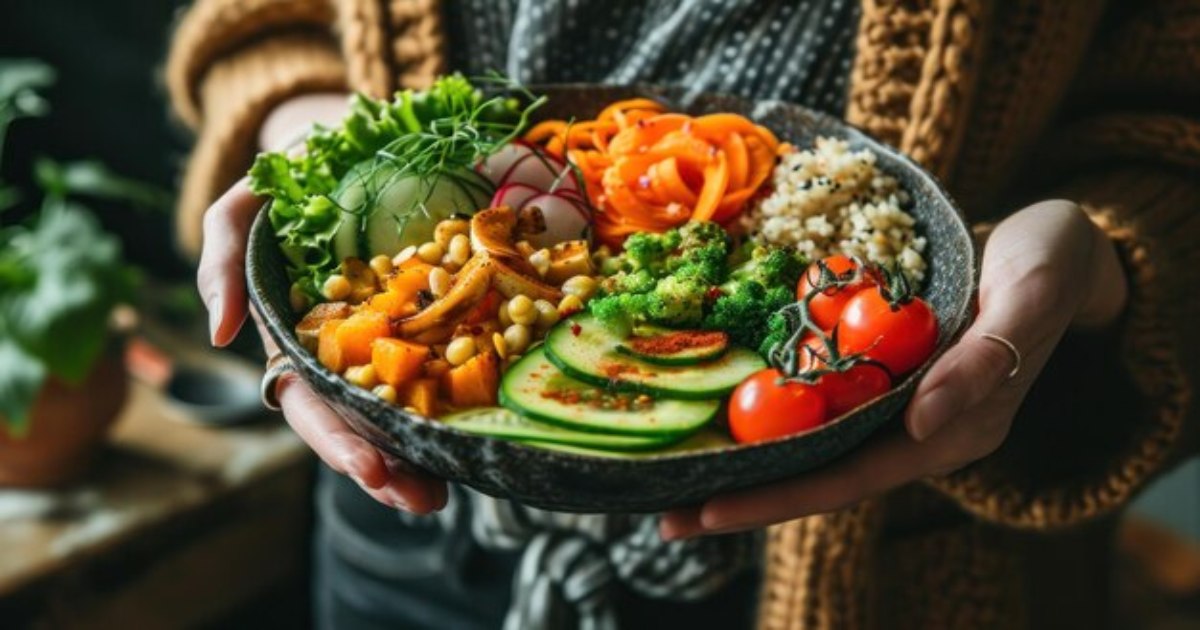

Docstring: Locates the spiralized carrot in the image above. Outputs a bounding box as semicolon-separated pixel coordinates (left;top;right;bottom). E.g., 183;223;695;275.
525;99;780;248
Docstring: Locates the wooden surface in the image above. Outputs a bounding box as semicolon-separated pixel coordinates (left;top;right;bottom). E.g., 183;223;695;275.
0;380;313;629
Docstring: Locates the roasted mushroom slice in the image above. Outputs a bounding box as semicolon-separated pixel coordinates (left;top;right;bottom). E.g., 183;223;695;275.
393;256;494;337
491;258;564;304
469;206;538;275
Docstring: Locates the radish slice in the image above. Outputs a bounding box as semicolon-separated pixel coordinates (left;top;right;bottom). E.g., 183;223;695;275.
478;144;538;185
491;183;543;209
522;193;592;248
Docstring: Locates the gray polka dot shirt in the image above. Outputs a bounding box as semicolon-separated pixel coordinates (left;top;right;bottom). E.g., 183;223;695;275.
444;0;859;115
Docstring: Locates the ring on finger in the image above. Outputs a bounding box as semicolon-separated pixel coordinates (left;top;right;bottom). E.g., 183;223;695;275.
979;333;1022;380
260;353;296;411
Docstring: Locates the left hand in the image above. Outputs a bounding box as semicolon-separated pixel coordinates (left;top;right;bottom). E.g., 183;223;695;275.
661;200;1128;539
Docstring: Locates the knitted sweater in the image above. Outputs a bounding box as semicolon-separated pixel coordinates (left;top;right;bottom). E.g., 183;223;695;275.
166;1;1200;627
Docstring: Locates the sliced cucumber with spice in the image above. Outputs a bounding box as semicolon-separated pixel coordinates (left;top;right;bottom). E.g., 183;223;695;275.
545;314;766;399
442;407;678;451
616;329;729;366
499;347;719;436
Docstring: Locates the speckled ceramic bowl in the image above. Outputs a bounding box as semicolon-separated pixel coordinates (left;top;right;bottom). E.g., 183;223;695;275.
247;85;976;513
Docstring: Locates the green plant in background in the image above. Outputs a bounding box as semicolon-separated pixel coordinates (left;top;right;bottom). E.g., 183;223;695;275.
0;59;168;435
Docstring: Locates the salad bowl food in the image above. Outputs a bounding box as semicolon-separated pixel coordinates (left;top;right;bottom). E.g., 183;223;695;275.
247;82;975;513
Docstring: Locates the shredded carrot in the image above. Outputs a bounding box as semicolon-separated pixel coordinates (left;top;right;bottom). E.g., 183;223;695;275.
525;99;779;248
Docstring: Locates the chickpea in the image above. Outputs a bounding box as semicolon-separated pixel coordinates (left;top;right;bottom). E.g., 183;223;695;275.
447;234;471;266
503;323;531;356
289;282;311;312
528;248;551;278
322;274;352;301
562;275;598;301
372;384;398;404
345;364;379;389
497;301;513;327
558;294;584;315
417;241;445;265
491;332;509;359
392;245;417;267
533;299;560;329
507;295;537;326
445;336;477;366
428;267;452;298
369;254;394;280
434;218;470;247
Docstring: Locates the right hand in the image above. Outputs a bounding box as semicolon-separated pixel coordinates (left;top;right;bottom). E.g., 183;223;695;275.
197;93;448;513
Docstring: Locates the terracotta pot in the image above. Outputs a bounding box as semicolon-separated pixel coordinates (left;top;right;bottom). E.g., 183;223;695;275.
0;348;129;488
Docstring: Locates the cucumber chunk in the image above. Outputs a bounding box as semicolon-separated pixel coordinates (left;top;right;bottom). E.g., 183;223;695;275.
617;329;729;366
499;347;719;436
332;163;492;262
545;314;766;399
442;407;679;451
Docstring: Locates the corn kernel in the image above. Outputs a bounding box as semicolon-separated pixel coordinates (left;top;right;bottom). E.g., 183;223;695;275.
372;384;398;404
428;267;452;298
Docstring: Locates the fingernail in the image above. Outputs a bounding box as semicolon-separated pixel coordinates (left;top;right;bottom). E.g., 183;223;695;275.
384;487;410;512
208;300;223;346
911;387;962;441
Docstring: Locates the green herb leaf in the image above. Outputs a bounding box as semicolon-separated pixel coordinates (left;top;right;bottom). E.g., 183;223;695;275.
34;159;172;213
0;203;135;386
0;337;45;436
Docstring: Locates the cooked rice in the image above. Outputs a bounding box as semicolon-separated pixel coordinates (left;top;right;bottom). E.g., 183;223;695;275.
743;137;927;281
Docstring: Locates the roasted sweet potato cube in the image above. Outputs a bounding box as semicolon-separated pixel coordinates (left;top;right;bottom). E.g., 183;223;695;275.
296;302;352;351
372;338;430;387
400;378;439;416
317;318;348;373
441;351;499;408
335;311;391;367
545;240;594;285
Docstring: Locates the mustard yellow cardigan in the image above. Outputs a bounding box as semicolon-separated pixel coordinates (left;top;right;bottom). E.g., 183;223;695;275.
166;1;1200;627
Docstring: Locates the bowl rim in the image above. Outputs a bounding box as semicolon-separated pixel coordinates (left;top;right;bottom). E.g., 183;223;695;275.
246;82;978;465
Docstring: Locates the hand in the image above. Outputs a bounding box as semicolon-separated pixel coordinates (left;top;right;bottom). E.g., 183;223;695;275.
660;200;1128;539
197;93;447;513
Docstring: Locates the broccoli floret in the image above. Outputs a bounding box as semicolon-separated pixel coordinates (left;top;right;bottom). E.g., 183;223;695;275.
620;222;729;284
703;282;796;349
724;245;806;291
758;311;792;358
623;229;682;272
600;268;657;295
588;292;661;335
650;275;707;326
589;272;708;331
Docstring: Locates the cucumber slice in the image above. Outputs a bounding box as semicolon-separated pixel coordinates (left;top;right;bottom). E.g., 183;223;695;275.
332;163;492;261
545;314;766;399
616;329;729;366
523;429;735;458
442;407;679;451
499;347;720;436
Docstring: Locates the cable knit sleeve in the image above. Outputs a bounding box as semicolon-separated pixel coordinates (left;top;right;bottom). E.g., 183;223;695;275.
918;0;1200;530
166;0;349;256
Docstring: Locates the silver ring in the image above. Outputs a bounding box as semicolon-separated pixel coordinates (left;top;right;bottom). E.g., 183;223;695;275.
260;355;295;411
979;333;1022;380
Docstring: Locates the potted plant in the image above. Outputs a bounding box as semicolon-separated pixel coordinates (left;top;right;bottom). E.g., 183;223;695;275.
0;59;163;486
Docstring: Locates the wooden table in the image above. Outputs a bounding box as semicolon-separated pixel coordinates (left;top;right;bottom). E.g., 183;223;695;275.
0;381;314;629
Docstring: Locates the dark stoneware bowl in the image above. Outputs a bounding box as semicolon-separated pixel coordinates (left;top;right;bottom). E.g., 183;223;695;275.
247;85;976;513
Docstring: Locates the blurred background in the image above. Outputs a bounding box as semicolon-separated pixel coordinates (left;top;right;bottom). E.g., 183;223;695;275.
0;1;1197;629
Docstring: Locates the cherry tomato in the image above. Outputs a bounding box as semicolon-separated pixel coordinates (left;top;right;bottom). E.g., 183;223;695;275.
796;255;873;330
729;369;828;444
812;364;893;418
837;288;937;376
795;333;892;417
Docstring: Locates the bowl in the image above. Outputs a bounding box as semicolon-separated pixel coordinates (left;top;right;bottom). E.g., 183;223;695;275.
247;84;976;513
